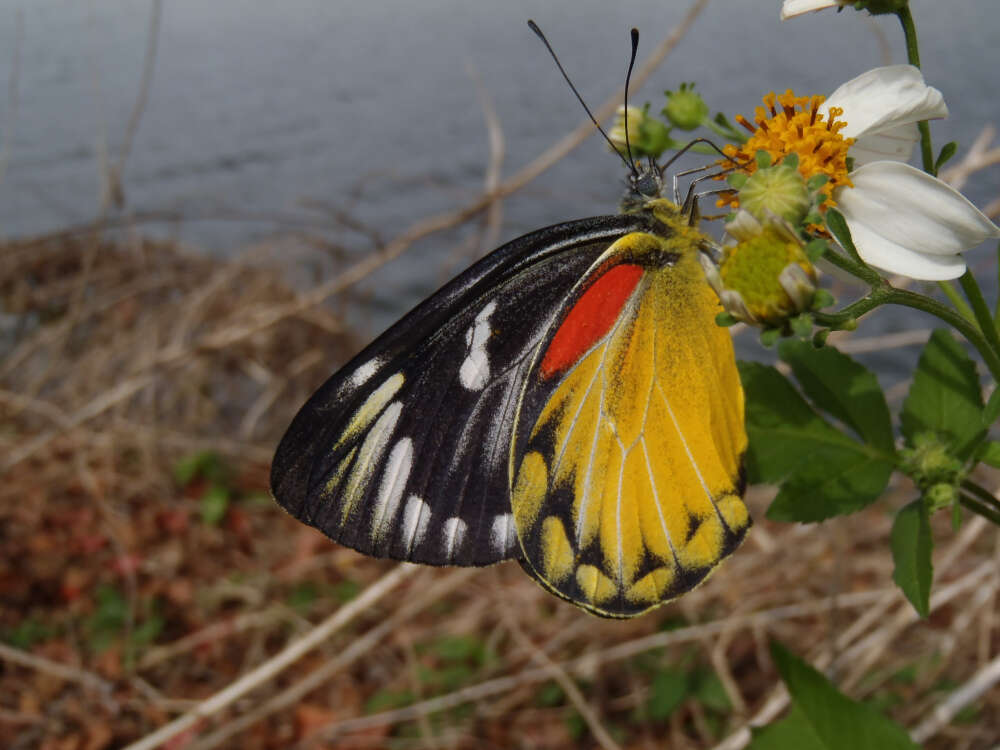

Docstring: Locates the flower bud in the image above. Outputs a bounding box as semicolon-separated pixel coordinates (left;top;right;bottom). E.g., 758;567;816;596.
608;105;672;159
738;162;813;227
701;211;818;327
925;483;958;513
662;83;709;131
900;432;966;498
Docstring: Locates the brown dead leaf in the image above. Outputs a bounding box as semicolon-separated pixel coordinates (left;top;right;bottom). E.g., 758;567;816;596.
294;703;338;740
82;721;113;750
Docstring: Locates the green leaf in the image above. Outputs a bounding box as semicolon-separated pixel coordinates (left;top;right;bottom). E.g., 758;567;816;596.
979;441;1000;468
200;485;230;525
4;618;56;649
749;704;826;750
901;330;984;455
535;681;566;707
365;689;414;714
983;387;1000;428
891;501;934;617
825;208;860;262
693;669;731;713
287;582;318;612
173;450;224;487
804;239;828;263
766;454;895;522
766;642;922;750
739;362;895;521
779;340;895;454
333;579;361;603
432;635;486;665
934;141;957;173
647;668;689;720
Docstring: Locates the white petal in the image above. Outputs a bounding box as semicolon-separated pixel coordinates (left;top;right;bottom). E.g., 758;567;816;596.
835;161;1000;280
723;209;763;242
822;66;948;141
849;123;920;165
841;162;999;253
698;251;725;296
839;218;967;280
780;0;845;19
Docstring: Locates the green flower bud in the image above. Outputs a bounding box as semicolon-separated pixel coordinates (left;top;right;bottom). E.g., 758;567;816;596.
739;162;812;227
608;105;672;158
662;83;709;131
900;432;966;493
925;483;958;513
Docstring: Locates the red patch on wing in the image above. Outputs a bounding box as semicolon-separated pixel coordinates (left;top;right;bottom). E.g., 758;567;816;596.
540;263;643;379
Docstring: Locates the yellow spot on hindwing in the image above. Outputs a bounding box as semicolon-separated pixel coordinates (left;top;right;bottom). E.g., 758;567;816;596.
575;565;618;605
513;217;750;616
679;515;725;569
512;451;548;531
627;566;676;605
541;516;574;583
717;493;749;532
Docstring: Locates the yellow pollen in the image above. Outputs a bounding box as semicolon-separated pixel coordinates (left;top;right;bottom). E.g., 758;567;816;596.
719;90;855;209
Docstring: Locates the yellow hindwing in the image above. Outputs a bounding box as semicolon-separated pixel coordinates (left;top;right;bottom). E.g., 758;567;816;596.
512;223;748;617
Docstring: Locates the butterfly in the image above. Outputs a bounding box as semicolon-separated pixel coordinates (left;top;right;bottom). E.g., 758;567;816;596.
270;25;749;619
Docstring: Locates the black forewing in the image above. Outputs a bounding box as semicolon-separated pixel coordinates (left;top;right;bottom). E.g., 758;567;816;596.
271;214;654;567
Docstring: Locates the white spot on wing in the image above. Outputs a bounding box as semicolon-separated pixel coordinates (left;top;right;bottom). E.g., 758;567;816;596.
489;513;516;554
459;301;497;391
350;357;381;388
401;495;431;555
371;437;413;543
442;516;468;559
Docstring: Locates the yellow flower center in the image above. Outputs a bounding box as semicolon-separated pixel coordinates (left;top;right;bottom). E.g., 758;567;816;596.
721;91;855;208
719;226;815;322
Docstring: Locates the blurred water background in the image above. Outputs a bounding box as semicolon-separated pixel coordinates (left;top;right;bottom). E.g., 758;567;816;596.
0;0;997;376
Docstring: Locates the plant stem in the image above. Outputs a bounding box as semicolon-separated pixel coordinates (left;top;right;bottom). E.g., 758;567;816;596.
960;494;1000;526
961;479;1000;513
811;267;1000;382
938;280;975;323
886;287;1000;382
959;270;1000;357
897;7;936;173
822;246;882;286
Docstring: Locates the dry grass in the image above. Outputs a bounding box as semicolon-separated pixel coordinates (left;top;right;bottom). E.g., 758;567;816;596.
0;211;998;750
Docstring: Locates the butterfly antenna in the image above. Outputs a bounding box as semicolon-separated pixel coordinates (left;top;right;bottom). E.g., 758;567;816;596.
527;19;636;176
623;28;639;169
658;137;745;178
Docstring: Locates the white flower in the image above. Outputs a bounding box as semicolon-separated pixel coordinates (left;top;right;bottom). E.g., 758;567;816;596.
837;161;999;280
825;66;998;280
780;0;850;20
822;65;948;165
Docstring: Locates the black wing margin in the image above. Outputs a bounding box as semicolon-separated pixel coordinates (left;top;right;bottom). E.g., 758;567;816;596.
271;214;654;567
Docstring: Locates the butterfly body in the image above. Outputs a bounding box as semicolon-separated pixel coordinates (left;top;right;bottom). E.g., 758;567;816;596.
271;198;749;617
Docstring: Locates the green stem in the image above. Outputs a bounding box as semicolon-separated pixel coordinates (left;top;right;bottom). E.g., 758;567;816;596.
812;273;1000;382
886;287;1000;382
960;494;1000;526
821;246;882;286
896;7;936;173
959;270;1000;357
961;479;1000;512
818;220;1000;379
938;281;975;323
